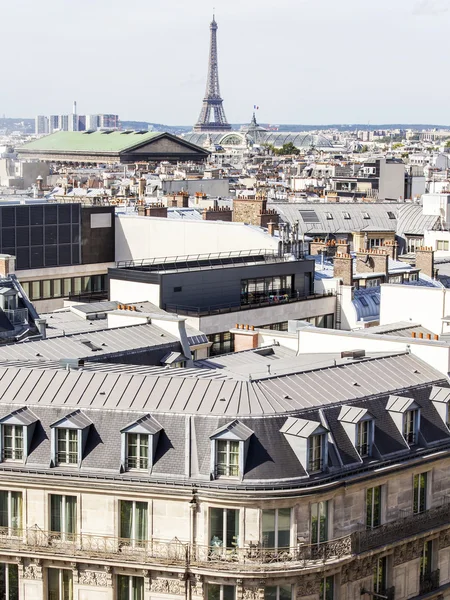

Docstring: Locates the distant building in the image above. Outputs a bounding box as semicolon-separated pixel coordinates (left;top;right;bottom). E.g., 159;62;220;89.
48;115;59;133
86;114;99;130
34;116;48;135
99;114;119;130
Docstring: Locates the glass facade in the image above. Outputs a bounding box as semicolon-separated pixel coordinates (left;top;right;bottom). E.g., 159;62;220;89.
241;275;294;305
20;274;107;302
0;204;81;270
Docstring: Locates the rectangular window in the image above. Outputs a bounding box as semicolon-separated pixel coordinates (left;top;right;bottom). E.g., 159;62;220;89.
262;508;291;549
208;584;236;600
320;576;334;600
216;440;239;477
31;281;41;300
308;434;324;472
0;563;18;600
2;425;23;461
0;491;22;535
53;279;62;298
366;278;381;288
210;507;239;550
437;240;449;251
50;495;76;540
56;428;78;465
373;556;387;594
366;486;382;529
63;278;72;296
48;568;73;600
357;420;371;457
311;501;328;544
117;575;144;600
126;433;149;470
413;473;428;514
264;586;292;600
421;540;432;577
120;500;148;546
42;279;51;299
404;409;418;444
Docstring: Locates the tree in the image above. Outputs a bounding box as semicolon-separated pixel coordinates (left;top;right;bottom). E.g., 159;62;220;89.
445;140;450;148
276;142;300;156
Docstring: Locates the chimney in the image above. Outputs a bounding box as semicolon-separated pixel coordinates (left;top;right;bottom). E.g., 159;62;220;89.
383;240;399;260
35;318;47;339
415;246;435;279
355;249;389;278
310;239;327;256
36;176;43;192
202;206;232;222
0;254;16;277
231;324;259;352
333;253;353;286
138;177;146;200
336;239;350;255
267;222;276;236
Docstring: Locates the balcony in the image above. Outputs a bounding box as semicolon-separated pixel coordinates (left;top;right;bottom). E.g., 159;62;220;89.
354;503;450;554
3;308;28;326
165;291;335;318
419;570;440;595
0;527;353;573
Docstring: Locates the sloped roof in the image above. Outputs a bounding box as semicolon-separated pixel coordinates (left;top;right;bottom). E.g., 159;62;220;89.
21;131;161;153
396;203;439;235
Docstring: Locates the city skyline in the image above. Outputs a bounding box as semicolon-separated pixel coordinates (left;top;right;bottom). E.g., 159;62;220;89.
2;0;450;125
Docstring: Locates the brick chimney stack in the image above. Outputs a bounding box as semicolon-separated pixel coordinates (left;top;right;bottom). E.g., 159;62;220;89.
334;253;353;286
355;249;389;277
336;239;350;255
415;246;435;279
383;240;399;260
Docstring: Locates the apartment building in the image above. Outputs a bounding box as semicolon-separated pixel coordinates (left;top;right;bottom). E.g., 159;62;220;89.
0;352;448;600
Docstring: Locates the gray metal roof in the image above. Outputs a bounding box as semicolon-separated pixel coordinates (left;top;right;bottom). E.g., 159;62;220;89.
280;416;323;437
0;323;179;362
338;405;369;423
270;202;400;234
0;353;440;417
396;204;439;235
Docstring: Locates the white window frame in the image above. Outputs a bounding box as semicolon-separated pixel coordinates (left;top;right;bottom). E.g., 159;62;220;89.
369;238;383;248
261;508;292;549
215;439;240;478
356;419;372;457
0;490;22;535
209;507;240;550
55;427;79;466
403;409;419;445
47;568;73;600
117;574;145;600
366;278;381;288
2;424;24;461
207;583;236;600
308;434;325;472
49;494;77;540
119;499;148;546
437;240;449;251
126;433;149;470
264;585;293;600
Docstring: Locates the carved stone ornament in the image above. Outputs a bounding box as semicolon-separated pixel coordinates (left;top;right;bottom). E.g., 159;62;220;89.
23;561;42;580
191;574;203;597
393;539;423;566
79;570;109;587
150;578;183;595
341;556;375;584
242;588;260;600
296;573;322;596
439;529;450;549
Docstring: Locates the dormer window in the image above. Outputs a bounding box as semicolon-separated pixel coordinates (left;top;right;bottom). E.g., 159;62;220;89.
120;415;162;473
50;411;92;468
0;407;38;464
403;409;419;445
430;386;450;430
308;434;325;472
281;417;328;475
386;395;420;448
338;405;374;460
210;420;253;480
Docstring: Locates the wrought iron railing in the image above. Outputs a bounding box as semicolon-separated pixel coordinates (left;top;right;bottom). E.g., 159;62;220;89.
419;569;440;595
0;526;353;571
354;503;450;554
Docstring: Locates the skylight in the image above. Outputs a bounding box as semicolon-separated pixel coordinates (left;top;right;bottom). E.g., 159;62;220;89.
299;210;320;223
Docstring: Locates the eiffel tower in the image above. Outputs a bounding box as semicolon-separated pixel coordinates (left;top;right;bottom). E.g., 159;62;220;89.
194;15;232;132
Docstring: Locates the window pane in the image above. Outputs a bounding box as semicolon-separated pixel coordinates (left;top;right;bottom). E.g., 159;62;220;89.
62;569;73;600
226;509;239;547
265;588;277;600
53;279;62;297
31;281;41;300
120;501;132;540
65;496;76;535
262;509;275;547
0;491;7;528
11;492;22;532
51;495;62;533
118;575;130;600
210;508;224;545
132;577;144;600
42;279;51;298
223;586;235;600
278;508;291;548
63;278;72;296
280;586;292;600
135;502;148;542
48;569;59;599
208;584;221;600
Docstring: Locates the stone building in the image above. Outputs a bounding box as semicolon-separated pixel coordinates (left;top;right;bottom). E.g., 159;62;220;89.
0;350;449;600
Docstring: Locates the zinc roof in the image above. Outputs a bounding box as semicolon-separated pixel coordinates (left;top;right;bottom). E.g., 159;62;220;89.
0;353;440;417
20;131;161;154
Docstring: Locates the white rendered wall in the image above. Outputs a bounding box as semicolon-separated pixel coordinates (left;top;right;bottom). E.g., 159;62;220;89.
109;279;161;305
115;216;279;262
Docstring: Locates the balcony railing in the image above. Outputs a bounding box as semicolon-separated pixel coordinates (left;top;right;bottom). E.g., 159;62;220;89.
419;570;440;595
4;308;28;325
0;526;353;572
354;503;450;554
165;291;335;318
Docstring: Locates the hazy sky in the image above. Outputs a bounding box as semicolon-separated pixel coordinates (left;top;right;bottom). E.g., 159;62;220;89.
2;0;449;125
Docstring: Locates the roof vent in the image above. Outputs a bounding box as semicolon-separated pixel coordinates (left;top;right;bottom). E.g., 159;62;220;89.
341;350;366;359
